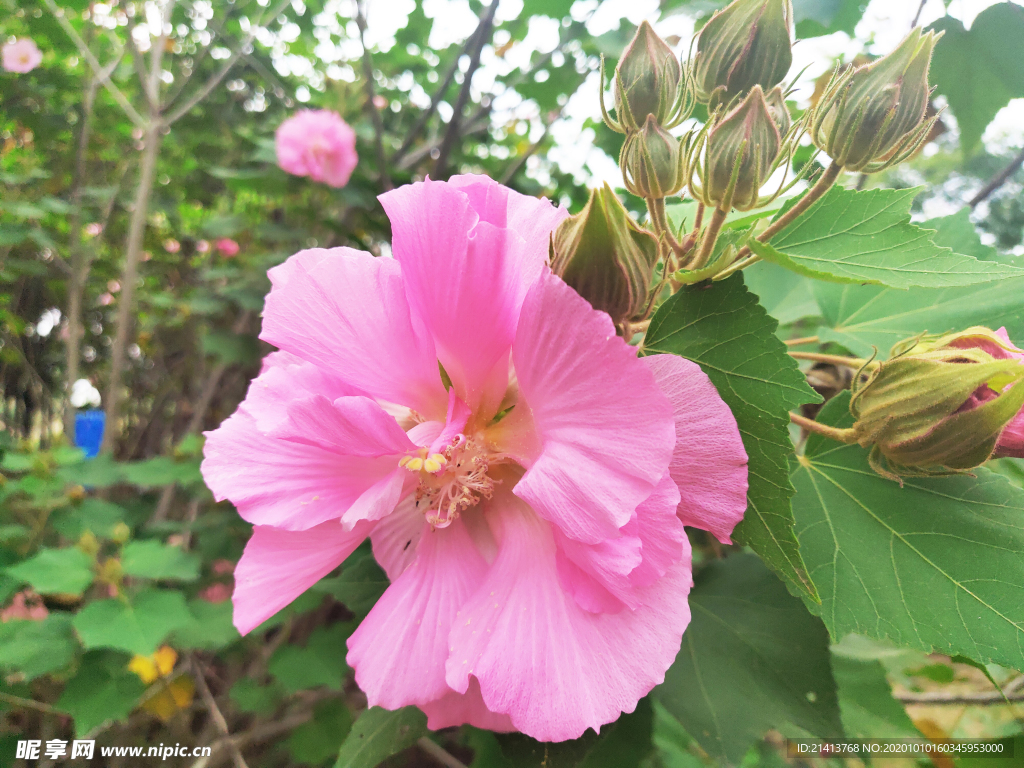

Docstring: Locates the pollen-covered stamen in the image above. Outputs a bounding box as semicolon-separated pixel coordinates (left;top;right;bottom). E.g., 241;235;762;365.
401;435;502;528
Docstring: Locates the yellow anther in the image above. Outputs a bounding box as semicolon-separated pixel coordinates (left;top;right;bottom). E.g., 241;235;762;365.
423;457;442;473
430;453;447;466
406;457;424;471
399;456;411;468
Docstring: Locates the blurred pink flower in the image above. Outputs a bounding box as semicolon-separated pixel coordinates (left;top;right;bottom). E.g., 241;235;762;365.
164;238;181;253
216;238;239;257
372;95;388;110
84;222;103;237
107;280;120;293
211;558;235;575
98;293;114;306
200;583;233;603
202;175;748;741
275;109;358;188
1;590;48;622
2;39;42;74
196;239;211;254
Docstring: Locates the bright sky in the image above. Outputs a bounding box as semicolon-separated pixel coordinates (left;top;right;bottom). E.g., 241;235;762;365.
349;0;1022;188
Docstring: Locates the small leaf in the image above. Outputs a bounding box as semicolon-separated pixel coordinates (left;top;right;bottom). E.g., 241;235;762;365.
171;598;239;651
229;677;284;715
269;623;351;694
643;275;821;599
7;548;94;596
333;706;428;768
0;614;78;680
121;540;200;581
57;650;146;736
73;589;192;656
654;554;842;763
287;699;353;765
793;392;1024;672
750;186;1024;288
831;654;920;738
314;546;389;619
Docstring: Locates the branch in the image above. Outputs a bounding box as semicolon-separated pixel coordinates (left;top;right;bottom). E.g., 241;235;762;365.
418;738;469;768
968;145;1024;209
0;692;62;715
191;657;250;768
499;123;551;184
40;0;146;127
433;0;500;178
163;0;292;125
355;0;392;191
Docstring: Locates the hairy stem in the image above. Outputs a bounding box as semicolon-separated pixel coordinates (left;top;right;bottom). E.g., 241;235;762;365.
688;206;728;271
788;350;869;368
790;412;859;443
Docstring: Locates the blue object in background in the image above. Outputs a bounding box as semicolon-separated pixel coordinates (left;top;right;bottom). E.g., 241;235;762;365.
74;410;105;458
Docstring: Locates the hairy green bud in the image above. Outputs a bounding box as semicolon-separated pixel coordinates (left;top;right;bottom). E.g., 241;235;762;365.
692;0;793;108
613;21;684;131
620;115;686;199
763;85;792;136
550;184;659;329
812;27;939;172
699;85;781;211
850;327;1024;480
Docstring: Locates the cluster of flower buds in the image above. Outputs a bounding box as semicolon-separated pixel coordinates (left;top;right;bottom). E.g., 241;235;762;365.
848;327;1024;480
550;184;660;330
811;27;940;172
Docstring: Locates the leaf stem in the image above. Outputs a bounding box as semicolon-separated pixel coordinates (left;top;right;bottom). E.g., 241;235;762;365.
788;351;869;368
790;412;859;444
785;335;820;346
688;207;729;271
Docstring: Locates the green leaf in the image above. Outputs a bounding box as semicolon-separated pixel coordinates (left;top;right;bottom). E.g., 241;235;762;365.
922;208;997;261
654;554;841;764
73;589;192;656
54;498;128;540
121;540;200;581
170;598;239;650
333;705;428;768
56;454;124;488
643;275;821;599
120;456;202;488
7;548;94;596
313;546;389;619
750;186;1024;288
269;623;351;694
744;261;821;326
830;654;920;739
650;701;707;768
794;0;867;37
929;3;1024;154
57;650;146;736
229;677;284;715
792;392;1024;672
497;699;653;768
0;614;78;680
287;699;353;765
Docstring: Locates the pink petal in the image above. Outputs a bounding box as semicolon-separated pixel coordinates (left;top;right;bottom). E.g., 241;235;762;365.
244;354;364;433
269;395;414;457
347;519;488;709
508;271;675;544
420;677;515;733
233;521;371;634
202;410;404;530
371;495;423;580
996;409;1024;459
261;247;447;418
628;472;687;587
445;493;692;742
949;326;1024;362
643;354;748;544
379;179;558;417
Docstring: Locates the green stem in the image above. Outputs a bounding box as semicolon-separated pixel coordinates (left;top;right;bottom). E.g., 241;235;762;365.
688;207;728;271
788;351;870;369
790;411;859;444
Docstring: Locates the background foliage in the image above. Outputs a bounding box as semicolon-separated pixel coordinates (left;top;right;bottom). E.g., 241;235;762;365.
2;0;1024;766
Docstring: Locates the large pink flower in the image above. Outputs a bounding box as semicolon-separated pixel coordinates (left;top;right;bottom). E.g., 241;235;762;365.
276;109;358;188
202;175;748;741
2;38;42;74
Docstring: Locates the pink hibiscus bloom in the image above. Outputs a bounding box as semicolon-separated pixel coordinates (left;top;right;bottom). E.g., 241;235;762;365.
276;109;358;188
950;327;1024;459
2;39;42;74
202;175;748;741
215;238;239;257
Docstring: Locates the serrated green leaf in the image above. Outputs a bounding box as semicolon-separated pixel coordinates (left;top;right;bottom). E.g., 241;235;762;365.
313;546;389;619
794;0;866;37
929;4;1024;154
7;548;94;596
57;650;146;736
269;623;350;694
333;705;427;768
229;677;284;715
654;554;841;764
73;589;192;656
923;208;998;261
0;614;78;680
744;261;821;326
751;186;1023;288
792;392;1024;672
55;498;128;540
171;598;239;650
121;540;200;581
643;275;821;599
830;654;920;739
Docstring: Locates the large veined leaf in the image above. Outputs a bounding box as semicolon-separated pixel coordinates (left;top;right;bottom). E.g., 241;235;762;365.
792;393;1024;672
655;554;842;763
333;706;427;768
744;261;821;327
57;651;146;736
644;275;821;599
6;548;94;596
748;186;1023;288
794;0;867;38
929;3;1024;154
830;654;920;739
73;589;192;656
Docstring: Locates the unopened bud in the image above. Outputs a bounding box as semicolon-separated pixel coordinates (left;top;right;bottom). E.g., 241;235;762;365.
850;327;1024;480
620;115;685;199
763;86;791;136
613;21;684;130
698;86;781;211
692;0;793;108
111;521;131;544
812;27;938;172
77;531;100;558
551;183;659;329
67;484;86;503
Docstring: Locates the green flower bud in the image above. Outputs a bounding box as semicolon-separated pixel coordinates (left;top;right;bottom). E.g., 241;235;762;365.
699;85;781;211
850;327;1024;480
812;27;938;172
613;21;684;130
620;115;686;199
692;0;793;108
763;85;791;136
551;183;659;329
